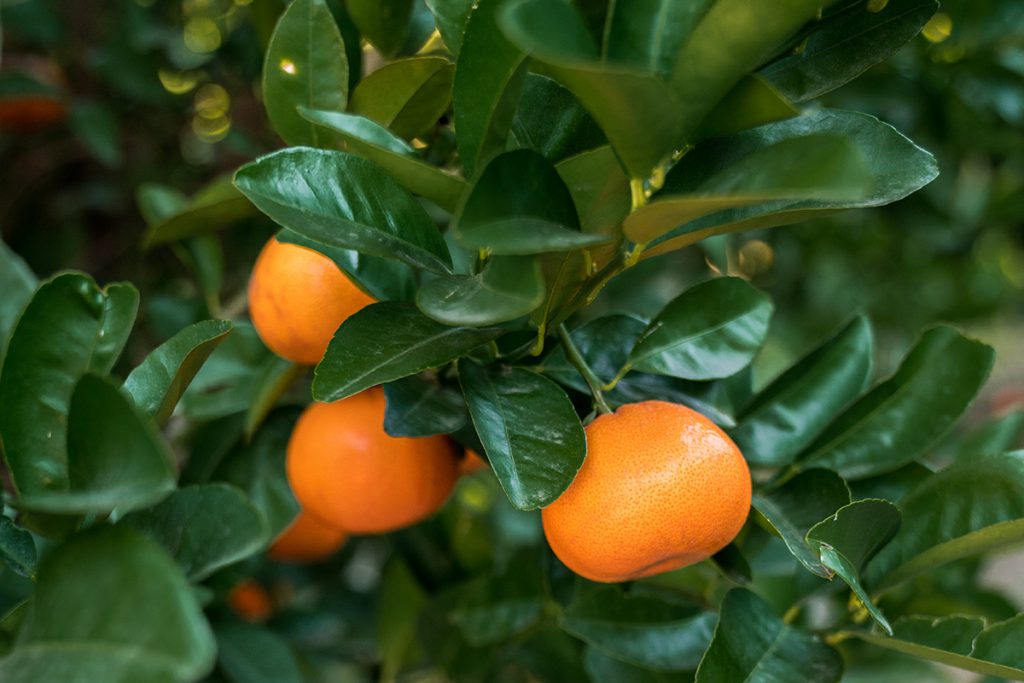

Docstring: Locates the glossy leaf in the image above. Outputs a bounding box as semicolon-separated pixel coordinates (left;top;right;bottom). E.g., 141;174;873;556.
426;0;476;56
417;255;545;326
214;621;303;683
450;554;548;646
121;484;269;582
510;74;604;162
603;0;713;77
695;589;842;683
453;0;528;178
0;517;35;578
729;316;874;467
626;277;772;381
800;326;994;479
751;469;851;577
383;374;468;437
214;409;301;539
277;227;416;302
234;148;452;273
951;410;1024;461
865;451;1024;591
459;360;585;510
123;320;233;424
540;314;737;425
760;0;939;102
846;614;1024;681
624;134;872;245
346;0;428;57
453;149;610;254
243;355;304;439
297;108;465;211
693;75;797;140
314;302;504;402
583;646;678;683
350;56;454;140
0;239;36;348
0;526;215;683
645;109;939;256
561;588;716;672
500;0;681;178
181;323;278;421
0;274;140;503
141;175;255;248
262;0;348;147
666;0;825;144
806;499;902;633
555;145;631;236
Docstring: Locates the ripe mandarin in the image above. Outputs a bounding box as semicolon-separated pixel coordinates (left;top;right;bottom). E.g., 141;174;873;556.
286;388;459;534
248;237;375;365
460;449;489;475
542;400;751;583
268;510;347;564
228;579;272;623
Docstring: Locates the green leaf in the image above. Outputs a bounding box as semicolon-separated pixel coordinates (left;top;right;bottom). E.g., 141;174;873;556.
141;174;256;248
951;410;1024;461
123;320;233;424
751;469;851;577
450;553;548;646
864;451;1024;592
500;0;681;178
277;227;416;302
0;274;141;504
180;323;277;421
262;0;348;147
0;239;36;349
695;589;842;683
453;149;610;254
214;621;303;683
234;148;452;273
378;560;427;682
121;484;270;582
645;109;939;256
296;108;465;211
555;145;631;236
603;0;713;78
0;517;35;578
383;375;468;437
214;409;301;539
626;277;772;381
350;56;454;139
693;75;797;140
666;0;825;144
346;0;429;57
624;134;871;245
0;526;215;683
453;0;529;178
314;302;504;402
729;316;874;467
426;0;475;56
510;74;605;162
760;0;940;102
583;646;678;683
845;614;1024;681
799;326;994;479
561;588;716;671
69;100;121;167
806;499;902;633
13;374;175;515
459;360;585;510
417;255;545;326
242;355;304;439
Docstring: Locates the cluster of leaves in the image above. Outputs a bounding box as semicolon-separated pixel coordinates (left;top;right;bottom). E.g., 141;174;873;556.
2;1;1024;682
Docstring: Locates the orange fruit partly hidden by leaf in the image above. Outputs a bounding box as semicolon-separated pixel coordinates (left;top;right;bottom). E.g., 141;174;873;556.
248;237;375;365
542;400;751;583
286;387;460;534
228;579;272;623
0;96;67;132
460;449;489;475
268;509;348;564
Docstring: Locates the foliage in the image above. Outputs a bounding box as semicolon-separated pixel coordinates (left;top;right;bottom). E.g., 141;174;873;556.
1;1;1022;682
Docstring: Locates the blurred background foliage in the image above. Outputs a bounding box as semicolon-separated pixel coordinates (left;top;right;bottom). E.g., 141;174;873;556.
0;1;1022;680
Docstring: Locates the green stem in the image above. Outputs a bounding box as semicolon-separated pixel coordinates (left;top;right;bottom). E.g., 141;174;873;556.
601;363;631;392
557;324;612;415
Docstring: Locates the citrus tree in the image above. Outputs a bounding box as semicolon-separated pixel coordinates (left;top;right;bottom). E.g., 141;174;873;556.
1;1;1023;682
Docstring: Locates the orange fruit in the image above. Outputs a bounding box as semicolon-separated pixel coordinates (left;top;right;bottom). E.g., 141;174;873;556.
0;96;67;132
286;388;460;534
542;401;751;583
248;237;375;365
268;509;347;564
228;579;272;623
460;449;489;475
